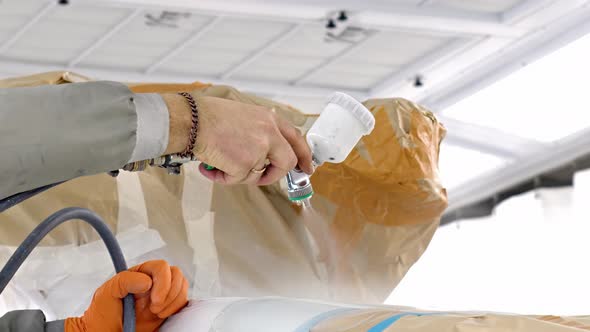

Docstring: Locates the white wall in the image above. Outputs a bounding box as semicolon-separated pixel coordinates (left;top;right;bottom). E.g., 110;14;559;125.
386;170;590;315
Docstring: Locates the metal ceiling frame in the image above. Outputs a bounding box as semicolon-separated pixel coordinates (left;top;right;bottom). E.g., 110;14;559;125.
414;1;590;219
446;125;590;216
80;0;527;37
421;5;590;112
438;115;547;159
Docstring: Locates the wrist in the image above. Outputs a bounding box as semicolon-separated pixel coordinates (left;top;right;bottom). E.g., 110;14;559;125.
161;93;195;155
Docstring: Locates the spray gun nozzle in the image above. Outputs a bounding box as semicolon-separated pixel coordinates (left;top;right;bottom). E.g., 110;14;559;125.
286;168;314;205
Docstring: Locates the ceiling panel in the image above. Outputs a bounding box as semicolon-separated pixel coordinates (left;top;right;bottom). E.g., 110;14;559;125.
301;59;397;89
320;61;395;77
437;0;521;13
158;50;248;76
391;0;425;5
0;0;46;41
158;18;293;76
302;30;448;88
81;10;212;70
304;71;386;89
47;4;130;24
232;54;324;81
342;31;449;66
267;24;352;58
233;23;373;81
2;6;130;63
82;52;161;70
201;17;292;43
0;0;46;16
0;16;32;42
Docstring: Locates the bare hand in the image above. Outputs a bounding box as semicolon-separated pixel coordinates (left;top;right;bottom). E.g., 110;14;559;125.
193;96;313;185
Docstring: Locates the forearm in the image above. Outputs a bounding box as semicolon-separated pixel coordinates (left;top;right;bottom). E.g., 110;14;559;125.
0;82;194;201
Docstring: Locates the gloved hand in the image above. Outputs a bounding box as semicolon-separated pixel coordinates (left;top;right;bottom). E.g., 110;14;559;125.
65;260;189;332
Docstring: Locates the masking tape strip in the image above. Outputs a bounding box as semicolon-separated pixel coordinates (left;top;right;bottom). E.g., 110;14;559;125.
293;308;357;332
368;312;439;332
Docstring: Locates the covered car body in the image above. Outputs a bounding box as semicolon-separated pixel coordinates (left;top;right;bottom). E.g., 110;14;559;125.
0;72;447;317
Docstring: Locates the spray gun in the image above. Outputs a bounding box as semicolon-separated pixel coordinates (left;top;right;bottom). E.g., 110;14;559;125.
116;92;375;210
285;92;375;208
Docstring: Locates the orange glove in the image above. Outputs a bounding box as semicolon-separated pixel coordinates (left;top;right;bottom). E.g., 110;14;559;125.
65;260;189;332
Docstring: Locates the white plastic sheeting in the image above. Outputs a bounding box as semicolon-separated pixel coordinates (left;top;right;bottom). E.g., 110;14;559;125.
0;225;165;319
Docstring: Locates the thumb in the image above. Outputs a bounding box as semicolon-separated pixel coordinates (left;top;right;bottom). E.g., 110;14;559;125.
108;271;153;299
64;272;153;332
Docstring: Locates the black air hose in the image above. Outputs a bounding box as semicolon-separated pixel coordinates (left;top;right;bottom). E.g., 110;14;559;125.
0;206;136;332
0;182;64;213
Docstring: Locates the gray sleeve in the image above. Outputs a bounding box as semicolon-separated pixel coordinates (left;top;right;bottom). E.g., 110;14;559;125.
46;320;64;332
0;310;63;332
130;93;169;162
0;81;168;200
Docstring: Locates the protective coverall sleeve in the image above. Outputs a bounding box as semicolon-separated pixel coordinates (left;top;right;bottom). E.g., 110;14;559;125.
0;310;64;331
0;81;169;201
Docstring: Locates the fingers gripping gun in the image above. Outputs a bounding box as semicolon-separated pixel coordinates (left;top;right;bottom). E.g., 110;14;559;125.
112;154;198;176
